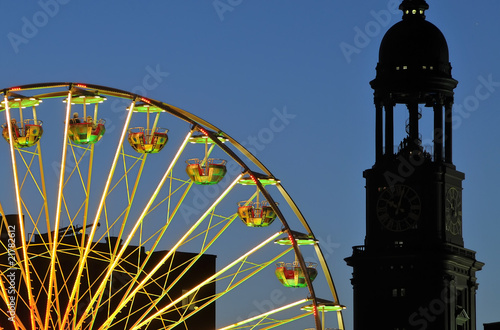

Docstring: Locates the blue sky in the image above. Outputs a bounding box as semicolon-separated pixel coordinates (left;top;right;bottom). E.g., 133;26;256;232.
0;1;498;329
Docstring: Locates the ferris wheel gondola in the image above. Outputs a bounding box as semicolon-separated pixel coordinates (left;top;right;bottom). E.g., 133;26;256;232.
1;94;43;148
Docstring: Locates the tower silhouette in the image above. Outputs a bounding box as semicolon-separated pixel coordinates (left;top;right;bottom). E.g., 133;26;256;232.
345;1;484;329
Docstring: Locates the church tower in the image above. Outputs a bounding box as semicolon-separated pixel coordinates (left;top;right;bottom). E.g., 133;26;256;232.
345;1;484;329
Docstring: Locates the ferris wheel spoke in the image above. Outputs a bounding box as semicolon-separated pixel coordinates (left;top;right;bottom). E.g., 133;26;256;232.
5;144;50;245
189;129;323;327
179;212;236;250
218;299;312;330
130;230;283;330
56;141;96;252
150;177;192;218
128;180;195;271
81;143;95;248
34;142;52;241
223;247;293;293
150;212;240;299
108;149;150;251
64;143;91;187
16;150;38;192
106;148;145;198
89;179;198;325
163;246;295;330
44;89;74;330
60;98;136;330
74;129;195;329
3;96;42;329
97;173;244;330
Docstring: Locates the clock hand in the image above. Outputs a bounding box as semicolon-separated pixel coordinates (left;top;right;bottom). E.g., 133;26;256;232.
395;186;406;215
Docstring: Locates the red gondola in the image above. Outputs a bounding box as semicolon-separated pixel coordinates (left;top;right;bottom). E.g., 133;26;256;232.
275;261;318;288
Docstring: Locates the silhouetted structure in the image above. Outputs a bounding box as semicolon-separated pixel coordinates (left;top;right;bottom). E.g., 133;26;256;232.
345;1;484;329
484;322;500;330
0;214;216;329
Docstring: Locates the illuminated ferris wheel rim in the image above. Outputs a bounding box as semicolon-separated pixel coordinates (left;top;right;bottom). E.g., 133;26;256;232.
0;81;285;176
0;81;345;330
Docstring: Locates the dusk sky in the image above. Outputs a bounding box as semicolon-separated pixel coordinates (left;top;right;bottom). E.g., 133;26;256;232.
0;1;498;329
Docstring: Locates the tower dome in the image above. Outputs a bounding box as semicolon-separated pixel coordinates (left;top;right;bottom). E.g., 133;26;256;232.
370;0;457;98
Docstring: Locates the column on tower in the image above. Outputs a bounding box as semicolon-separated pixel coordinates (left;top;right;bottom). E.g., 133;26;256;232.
444;100;453;163
433;103;443;162
375;101;383;161
385;103;394;156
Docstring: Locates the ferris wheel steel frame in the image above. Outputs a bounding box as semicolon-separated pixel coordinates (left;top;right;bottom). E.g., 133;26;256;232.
0;82;344;330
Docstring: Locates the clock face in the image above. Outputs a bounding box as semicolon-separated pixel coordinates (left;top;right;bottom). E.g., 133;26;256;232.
376;185;421;232
445;187;462;235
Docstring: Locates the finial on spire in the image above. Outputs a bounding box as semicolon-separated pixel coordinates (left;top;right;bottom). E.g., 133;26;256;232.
399;0;429;18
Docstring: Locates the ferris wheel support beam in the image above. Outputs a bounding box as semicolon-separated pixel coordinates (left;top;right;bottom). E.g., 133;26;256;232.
35;140;61;330
166;245;294;330
129;211;236;327
131;229;283;330
110;147;149;256
60;98;137;330
3;96;41;330
195;126;323;329
111;179;196;315
102;182;196;328
99;173;244;330
0;204;23;330
258;313;313;330
75;129;196;329
44;89;74;330
84;148;153;329
36;144;52;241
218;298;311;330
121;111;160;253
81;143;94;248
80;102;100;249
31;103;52;241
99;174;243;330
132;212;243;326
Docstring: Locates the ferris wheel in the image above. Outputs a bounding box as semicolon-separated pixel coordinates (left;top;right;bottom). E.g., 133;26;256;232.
0;83;344;330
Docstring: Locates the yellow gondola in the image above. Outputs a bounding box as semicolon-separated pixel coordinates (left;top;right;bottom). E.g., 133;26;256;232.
128;127;168;153
185;132;227;185
2;118;43;148
186;158;227;185
238;200;277;227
